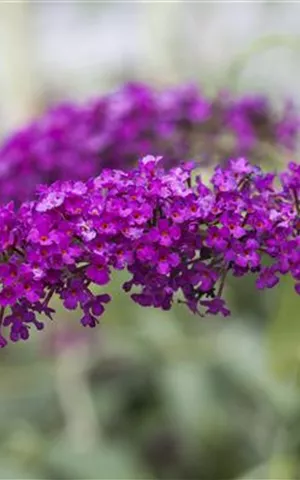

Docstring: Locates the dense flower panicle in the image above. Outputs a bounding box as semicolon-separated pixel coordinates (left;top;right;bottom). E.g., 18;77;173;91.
0;83;298;205
0;155;299;347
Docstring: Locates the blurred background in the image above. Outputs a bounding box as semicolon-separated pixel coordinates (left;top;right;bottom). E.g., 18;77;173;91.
1;1;300;479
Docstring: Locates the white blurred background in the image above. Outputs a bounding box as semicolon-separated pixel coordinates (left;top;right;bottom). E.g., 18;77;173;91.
1;1;300;131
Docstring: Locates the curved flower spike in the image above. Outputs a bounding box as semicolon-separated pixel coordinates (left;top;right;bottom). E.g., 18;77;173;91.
0;155;299;347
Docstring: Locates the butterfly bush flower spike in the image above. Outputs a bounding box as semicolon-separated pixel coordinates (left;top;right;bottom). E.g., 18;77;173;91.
0;156;299;347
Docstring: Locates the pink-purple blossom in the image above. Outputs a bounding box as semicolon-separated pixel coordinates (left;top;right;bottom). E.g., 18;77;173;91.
0;155;298;347
0;83;298;205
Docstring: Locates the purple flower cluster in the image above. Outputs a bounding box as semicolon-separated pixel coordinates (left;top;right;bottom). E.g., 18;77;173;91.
0;155;299;348
0;83;298;204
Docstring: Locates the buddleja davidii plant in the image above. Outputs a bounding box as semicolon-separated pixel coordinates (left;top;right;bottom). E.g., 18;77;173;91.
0;83;298;205
0;155;299;348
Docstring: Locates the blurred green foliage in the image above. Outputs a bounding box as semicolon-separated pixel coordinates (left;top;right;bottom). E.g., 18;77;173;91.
0;272;300;479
